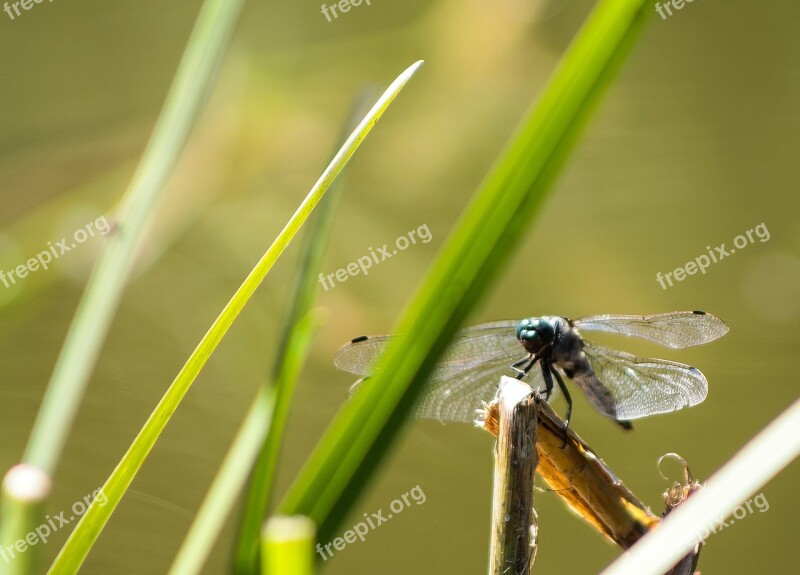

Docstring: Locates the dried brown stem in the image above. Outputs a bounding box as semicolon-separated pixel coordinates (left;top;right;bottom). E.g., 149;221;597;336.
661;454;704;575
480;380;658;551
488;377;539;575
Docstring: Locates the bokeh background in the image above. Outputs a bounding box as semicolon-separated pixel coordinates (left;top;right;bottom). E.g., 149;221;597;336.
1;0;798;573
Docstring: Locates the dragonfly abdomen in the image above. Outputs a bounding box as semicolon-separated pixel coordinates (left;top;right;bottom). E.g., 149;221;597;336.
566;359;621;421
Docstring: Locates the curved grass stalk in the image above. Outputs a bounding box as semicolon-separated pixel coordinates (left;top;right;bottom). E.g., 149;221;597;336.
167;310;322;575
46;60;423;575
232;91;376;575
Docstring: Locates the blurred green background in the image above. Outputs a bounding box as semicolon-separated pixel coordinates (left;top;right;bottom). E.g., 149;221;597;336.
1;0;798;573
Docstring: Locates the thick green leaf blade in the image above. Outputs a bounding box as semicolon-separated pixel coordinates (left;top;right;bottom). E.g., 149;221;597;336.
278;0;652;545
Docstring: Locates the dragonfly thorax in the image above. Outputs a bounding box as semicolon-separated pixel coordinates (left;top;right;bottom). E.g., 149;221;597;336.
516;317;557;354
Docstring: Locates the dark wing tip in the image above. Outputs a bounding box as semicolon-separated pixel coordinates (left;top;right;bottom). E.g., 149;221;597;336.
350;335;369;343
692;310;706;315
617;419;634;431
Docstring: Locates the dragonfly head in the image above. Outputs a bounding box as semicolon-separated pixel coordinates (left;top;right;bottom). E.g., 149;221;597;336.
516;317;556;354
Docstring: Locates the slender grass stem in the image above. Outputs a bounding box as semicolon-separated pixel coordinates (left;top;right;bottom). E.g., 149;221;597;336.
45;61;422;575
25;0;247;477
601;398;800;575
261;516;316;575
0;465;52;575
167;311;321;575
0;0;247;567
232;91;377;575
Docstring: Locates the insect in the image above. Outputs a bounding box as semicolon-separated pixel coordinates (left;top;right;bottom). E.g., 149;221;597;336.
334;311;728;429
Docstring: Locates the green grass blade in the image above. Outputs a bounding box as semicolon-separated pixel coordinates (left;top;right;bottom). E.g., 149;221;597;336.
262;516;316;575
232;91;376;575
44;60;423;575
278;0;651;544
0;0;247;567
24;0;246;477
167;310;322;575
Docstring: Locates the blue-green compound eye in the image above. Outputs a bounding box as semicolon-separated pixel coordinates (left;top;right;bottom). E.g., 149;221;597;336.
515;318;535;340
516;318;555;346
517;318;539;341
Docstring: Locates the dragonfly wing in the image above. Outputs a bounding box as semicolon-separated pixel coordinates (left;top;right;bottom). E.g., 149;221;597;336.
413;351;541;423
334;321;520;376
335;321;533;423
574;311;729;349
334;335;392;376
429;321;520;378
579;342;709;420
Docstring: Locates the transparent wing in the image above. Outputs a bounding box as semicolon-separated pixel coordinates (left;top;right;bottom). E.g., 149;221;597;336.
334;321;518;377
412;353;545;423
333;336;391;376
577;342;708;420
574;311;729;349
334;321;545;423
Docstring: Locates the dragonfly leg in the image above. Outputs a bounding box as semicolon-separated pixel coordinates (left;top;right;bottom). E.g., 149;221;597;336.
544;365;572;447
549;367;572;430
536;361;553;400
511;354;538;379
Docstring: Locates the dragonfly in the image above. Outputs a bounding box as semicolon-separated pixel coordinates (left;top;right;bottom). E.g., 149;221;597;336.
334;311;729;430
